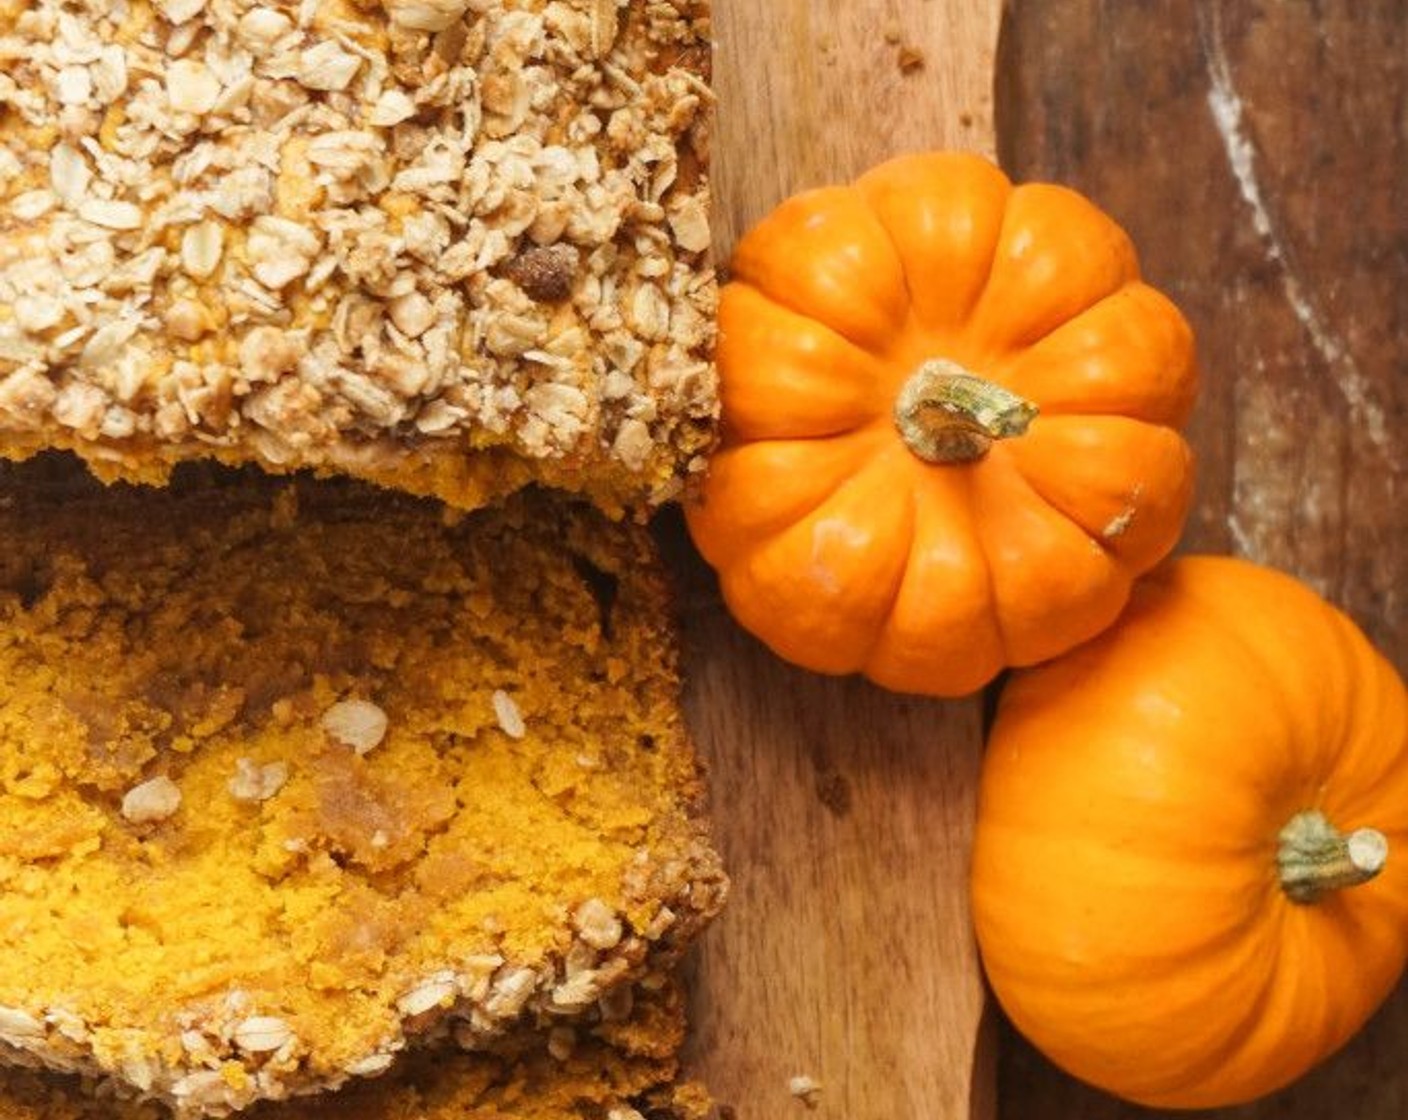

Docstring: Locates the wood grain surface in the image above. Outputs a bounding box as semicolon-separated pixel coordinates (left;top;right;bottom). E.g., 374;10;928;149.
997;1;1408;1117
673;2;1003;1118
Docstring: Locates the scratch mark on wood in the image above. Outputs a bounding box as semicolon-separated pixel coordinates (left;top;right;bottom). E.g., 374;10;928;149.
1226;513;1255;557
1197;3;1391;455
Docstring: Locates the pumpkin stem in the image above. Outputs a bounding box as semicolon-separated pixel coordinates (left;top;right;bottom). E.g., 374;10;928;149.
893;360;1039;463
1278;810;1388;904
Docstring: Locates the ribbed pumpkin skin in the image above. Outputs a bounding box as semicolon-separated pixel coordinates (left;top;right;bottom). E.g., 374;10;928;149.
972;555;1408;1109
685;152;1198;697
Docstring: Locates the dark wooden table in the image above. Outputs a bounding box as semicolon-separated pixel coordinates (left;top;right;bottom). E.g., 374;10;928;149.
998;2;1408;1116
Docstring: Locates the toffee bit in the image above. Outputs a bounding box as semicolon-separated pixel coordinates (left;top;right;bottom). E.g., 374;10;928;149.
504;244;581;304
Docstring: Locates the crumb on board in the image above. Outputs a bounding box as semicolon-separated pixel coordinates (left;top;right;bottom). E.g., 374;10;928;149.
789;1074;823;1109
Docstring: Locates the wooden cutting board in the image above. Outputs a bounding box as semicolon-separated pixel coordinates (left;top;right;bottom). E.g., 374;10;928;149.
671;3;1408;1118
672;4;1003;1118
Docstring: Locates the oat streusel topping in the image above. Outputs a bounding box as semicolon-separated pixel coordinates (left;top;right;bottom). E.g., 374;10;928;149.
0;977;710;1120
0;0;717;512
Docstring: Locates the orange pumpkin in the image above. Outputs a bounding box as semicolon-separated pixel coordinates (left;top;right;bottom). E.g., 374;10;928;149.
685;152;1198;696
972;555;1408;1108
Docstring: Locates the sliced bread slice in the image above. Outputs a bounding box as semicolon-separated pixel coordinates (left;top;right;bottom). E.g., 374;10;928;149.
0;463;725;1114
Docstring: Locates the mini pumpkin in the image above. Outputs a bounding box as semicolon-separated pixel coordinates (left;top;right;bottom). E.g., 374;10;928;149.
685;152;1198;696
972;555;1408;1108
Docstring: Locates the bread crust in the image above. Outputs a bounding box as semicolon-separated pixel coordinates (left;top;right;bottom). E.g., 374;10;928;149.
0;980;708;1120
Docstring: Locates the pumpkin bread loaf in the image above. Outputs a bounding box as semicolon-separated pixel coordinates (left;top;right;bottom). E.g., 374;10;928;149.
0;980;709;1120
0;0;716;514
0;462;726;1114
